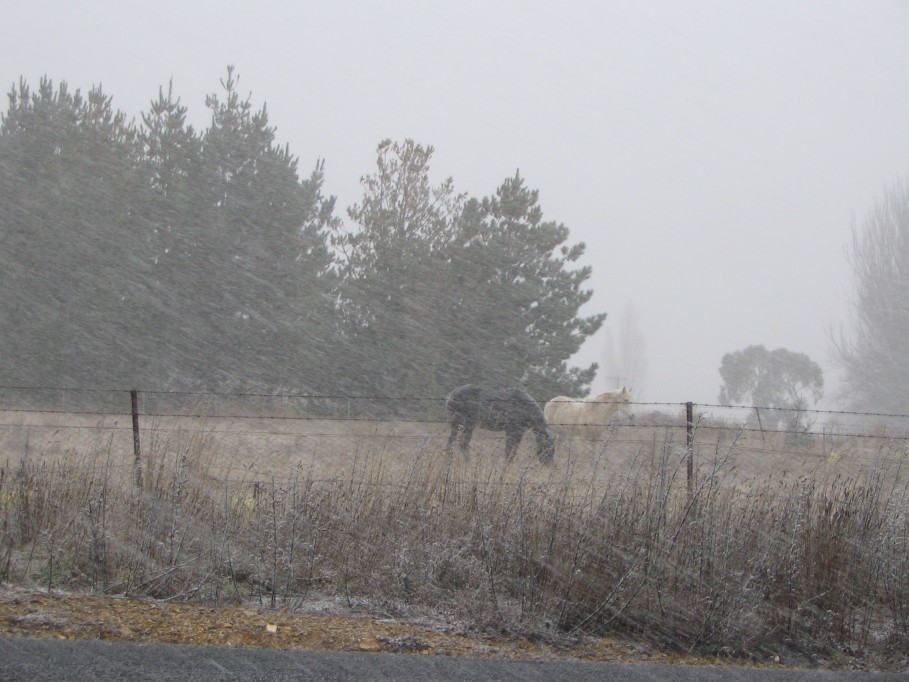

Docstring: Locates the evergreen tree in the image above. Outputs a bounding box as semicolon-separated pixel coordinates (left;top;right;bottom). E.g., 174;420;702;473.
335;139;461;411
0;77;152;388
137;80;207;387
140;68;339;393
336;141;605;414
442;172;604;400
0;70;340;396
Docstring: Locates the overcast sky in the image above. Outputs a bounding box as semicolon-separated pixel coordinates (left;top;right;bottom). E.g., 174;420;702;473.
5;0;909;406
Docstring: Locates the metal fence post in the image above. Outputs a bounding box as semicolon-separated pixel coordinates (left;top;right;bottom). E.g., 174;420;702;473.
686;401;694;496
131;388;142;489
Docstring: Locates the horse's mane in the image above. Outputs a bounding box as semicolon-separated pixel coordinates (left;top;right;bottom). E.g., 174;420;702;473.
494;387;547;423
512;389;548;427
448;385;548;425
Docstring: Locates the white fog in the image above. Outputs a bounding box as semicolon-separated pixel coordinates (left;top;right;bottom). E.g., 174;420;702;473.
5;3;909;676
7;0;908;405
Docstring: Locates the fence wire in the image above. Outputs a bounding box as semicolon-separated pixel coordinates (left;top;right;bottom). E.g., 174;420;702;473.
1;385;908;489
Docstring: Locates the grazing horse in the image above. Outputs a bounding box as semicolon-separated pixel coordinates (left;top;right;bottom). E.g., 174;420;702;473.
544;387;633;440
445;385;555;463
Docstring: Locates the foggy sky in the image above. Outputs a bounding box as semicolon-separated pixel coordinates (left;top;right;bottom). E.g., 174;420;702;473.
5;0;909;406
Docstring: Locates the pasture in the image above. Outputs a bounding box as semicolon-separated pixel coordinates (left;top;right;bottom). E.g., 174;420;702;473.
1;396;909;667
3;400;901;492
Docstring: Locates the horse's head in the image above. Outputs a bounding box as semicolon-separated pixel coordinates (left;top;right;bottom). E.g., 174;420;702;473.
536;429;556;464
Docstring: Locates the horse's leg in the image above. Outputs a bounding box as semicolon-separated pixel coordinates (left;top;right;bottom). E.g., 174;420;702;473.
459;420;476;458
504;429;521;461
446;418;463;454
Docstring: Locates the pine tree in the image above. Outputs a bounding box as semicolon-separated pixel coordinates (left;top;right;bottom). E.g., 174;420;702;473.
141;67;339;392
442;172;604;399
137;81;208;387
335;141;605;414
0;70;340;395
0;77;152;388
335;139;461;411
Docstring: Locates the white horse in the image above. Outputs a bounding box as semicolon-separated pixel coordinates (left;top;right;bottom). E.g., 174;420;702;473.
544;387;633;440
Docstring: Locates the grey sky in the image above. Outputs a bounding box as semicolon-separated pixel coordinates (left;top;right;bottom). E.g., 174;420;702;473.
6;0;909;405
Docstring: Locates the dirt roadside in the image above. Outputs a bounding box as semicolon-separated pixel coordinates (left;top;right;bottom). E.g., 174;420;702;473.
0;585;755;668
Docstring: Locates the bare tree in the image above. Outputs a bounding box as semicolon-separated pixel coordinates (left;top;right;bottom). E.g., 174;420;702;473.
601;303;647;398
834;179;909;413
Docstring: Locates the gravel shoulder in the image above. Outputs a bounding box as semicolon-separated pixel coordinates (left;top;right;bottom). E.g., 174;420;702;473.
0;585;769;668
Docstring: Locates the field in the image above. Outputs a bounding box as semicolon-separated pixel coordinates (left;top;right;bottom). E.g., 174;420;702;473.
1;398;909;671
4;400;904;490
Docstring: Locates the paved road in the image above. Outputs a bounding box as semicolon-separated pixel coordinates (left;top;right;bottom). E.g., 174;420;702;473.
0;637;904;681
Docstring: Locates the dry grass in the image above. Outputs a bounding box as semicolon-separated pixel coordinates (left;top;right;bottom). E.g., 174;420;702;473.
1;406;909;669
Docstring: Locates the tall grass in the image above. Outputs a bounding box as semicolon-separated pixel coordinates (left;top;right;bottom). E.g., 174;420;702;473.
1;421;908;663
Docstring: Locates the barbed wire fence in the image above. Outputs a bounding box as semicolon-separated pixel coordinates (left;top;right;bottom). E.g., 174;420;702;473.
1;384;908;493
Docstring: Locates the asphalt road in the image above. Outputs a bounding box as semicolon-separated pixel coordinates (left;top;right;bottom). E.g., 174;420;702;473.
0;638;905;682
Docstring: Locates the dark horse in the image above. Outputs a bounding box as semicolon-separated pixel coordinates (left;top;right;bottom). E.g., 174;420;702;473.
445;385;556;463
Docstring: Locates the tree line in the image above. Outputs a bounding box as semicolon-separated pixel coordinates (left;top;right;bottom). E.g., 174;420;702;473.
716;178;909;420
0;69;604;414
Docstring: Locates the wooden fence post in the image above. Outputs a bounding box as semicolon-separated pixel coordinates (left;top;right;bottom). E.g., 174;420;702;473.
131;388;142;489
686;401;694;496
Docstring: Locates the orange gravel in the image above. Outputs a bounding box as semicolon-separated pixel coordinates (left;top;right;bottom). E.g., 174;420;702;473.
0;585;729;666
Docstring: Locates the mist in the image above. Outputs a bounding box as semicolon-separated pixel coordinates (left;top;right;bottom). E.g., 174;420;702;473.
5;0;909;406
5;3;909;672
